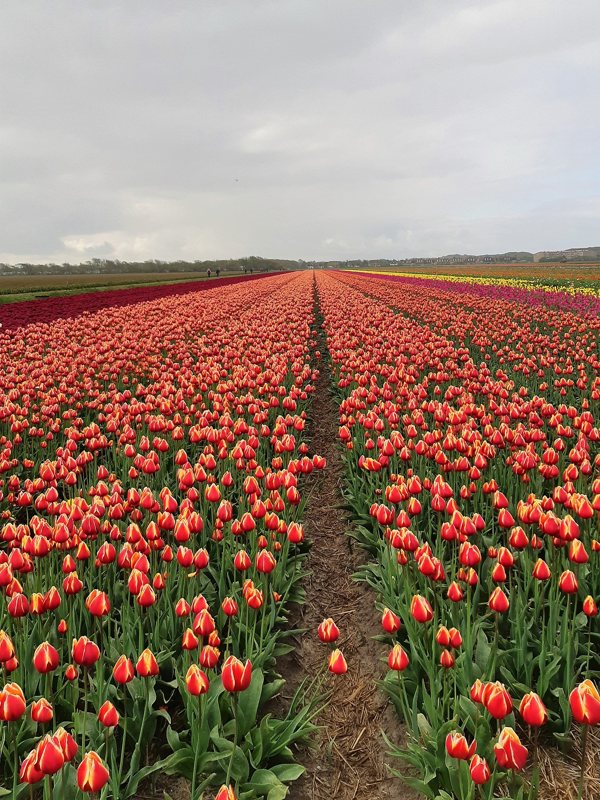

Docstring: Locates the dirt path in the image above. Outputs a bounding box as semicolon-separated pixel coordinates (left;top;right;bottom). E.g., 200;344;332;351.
285;282;410;800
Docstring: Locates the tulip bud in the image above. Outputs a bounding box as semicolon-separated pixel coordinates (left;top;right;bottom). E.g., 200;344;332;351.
33;642;60;674
0;682;26;721
488;586;510;614
328;649;348;675
519;692;547;727
387;644;409;672
185;664;210;696
440;648;455;669
381;608;401;634
0;630;15;663
469;754;490;784
85;589;111;617
445;731;476;760
410;594;433;623
113;655;135;684
72;637;100;668
317;618;340;643
98;701;120;728
136;648;159;678
37;734;65;775
483;681;512;719
221;597;239;617
31;697;54;724
559;569;578;594
583;596;598;618
215;786;237;800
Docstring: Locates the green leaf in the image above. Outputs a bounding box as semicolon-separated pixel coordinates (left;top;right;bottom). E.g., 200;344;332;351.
270;763;305;783
237;668;265;737
267;787;288;800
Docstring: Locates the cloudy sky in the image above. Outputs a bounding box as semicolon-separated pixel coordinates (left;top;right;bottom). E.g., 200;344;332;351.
1;1;599;263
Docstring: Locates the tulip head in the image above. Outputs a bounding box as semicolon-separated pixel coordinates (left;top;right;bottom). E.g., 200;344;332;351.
77;751;110;793
493;727;528;771
519;692;547;727
569;680;600;725
328;649;348;675
221;655;252;692
445;731;476;760
317;618;340;643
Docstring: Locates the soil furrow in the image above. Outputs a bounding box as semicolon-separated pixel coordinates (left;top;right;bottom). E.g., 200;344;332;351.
285;278;410;800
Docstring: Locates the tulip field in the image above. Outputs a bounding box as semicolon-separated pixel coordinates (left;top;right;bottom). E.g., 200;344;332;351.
0;268;599;799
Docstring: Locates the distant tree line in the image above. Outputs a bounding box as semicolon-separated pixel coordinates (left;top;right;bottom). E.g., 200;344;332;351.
0;256;301;276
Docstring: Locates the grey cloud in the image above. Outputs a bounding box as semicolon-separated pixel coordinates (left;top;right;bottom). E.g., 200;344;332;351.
1;0;599;262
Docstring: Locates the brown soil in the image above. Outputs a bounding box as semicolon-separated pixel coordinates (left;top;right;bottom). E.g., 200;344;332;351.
284;286;413;800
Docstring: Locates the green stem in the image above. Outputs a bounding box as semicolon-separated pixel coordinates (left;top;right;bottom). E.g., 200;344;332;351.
83;669;89;751
11;723;18;799
190;694;204;799
225;694;238;786
578;725;588;800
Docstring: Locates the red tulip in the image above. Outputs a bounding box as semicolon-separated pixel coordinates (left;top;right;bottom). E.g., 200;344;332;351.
20;748;44;785
55;726;78;761
221;655;252;691
0;682;26;721
215;786;237;800
445;731;476;760
98;700;120;727
559;569;578;594
387;644;409;671
381;608;401;634
488;586;510;614
221;597;239;617
31;697;54;724
32;642;60;674
583;596;598;618
519;692;547;726
569;680;600;725
482;681;512;719
328;649;348;675
72;637;100;668
410;594;433;623
36;733;65;775
136;649;159;678
185;664;210;696
469;754;490;784
85;589;111;617
0;630;15;663
317;618;340;643
77;751;110;793
494;727;528;771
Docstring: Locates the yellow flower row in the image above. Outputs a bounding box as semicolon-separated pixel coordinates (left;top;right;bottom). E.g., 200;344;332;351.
349;270;600;298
